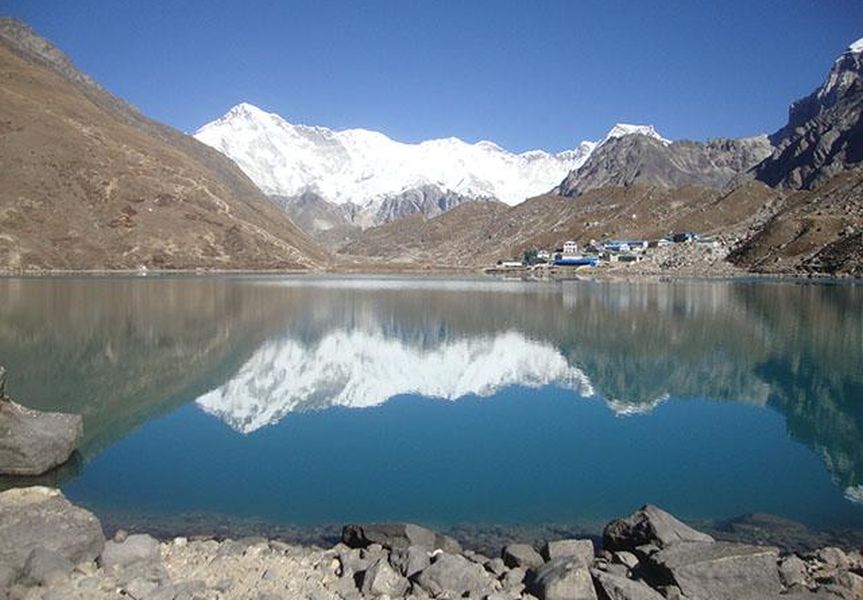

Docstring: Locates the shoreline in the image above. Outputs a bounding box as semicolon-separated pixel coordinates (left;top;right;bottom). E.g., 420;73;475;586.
0;266;860;285
2;487;861;599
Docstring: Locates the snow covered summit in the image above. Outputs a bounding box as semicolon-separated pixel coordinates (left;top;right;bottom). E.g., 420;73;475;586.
193;103;666;208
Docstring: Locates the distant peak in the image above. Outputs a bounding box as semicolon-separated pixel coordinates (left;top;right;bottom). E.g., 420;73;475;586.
602;123;670;145
228;102;268;118
849;37;863;54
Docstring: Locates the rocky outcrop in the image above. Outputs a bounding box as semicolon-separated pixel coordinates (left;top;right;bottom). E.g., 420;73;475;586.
0;487;104;589
372;185;497;226
602;504;715;552
0;367;82;476
556;135;772;197
755;40;863;190
4;496;863;599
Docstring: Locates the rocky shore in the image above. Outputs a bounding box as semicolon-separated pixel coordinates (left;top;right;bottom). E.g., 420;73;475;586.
1;488;861;600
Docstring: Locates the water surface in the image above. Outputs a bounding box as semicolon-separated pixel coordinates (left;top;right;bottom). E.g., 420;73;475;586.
1;276;861;544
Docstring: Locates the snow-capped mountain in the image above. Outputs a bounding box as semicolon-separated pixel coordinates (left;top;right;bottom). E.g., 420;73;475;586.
193;103;662;210
601;123;669;145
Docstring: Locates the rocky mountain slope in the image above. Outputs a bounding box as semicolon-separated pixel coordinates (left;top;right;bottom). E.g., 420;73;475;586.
756;39;863;189
0;19;326;271
557;134;773;197
193;103;677;234
340;182;783;268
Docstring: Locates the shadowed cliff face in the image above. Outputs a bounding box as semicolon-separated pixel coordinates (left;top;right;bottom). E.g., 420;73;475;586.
0;277;860;501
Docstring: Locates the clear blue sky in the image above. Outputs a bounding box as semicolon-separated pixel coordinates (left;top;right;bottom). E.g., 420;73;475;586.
4;0;862;152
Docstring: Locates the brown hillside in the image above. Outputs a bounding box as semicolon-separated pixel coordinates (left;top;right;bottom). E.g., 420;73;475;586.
0;19;327;271
729;168;863;277
340;183;784;267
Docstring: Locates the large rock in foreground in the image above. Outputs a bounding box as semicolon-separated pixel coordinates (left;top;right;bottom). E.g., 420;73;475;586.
603;504;714;552
646;541;782;600
0;486;105;587
0;399;82;476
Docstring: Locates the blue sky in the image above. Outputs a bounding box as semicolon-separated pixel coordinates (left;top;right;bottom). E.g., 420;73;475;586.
4;1;862;152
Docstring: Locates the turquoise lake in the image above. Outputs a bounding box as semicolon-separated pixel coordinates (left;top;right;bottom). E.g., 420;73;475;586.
1;276;862;546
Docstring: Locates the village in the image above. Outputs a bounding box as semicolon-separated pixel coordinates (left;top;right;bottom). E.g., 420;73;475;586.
490;232;723;273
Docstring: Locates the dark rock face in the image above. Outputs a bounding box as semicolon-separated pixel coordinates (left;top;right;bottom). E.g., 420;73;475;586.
557;135;772;197
372;184;497;226
341;522;461;553
0;486;105;585
756;45;863;190
0;398;82;476
603;505;715;552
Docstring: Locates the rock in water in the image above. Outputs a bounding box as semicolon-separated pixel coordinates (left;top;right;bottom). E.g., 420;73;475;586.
342;522;461;553
0;487;105;585
647;541;782;600
602;505;714;552
0;367;82;476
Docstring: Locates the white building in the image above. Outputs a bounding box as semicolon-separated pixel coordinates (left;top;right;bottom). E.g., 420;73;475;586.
563;240;578;256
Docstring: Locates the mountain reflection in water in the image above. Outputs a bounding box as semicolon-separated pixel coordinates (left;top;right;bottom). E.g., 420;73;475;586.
0;276;861;519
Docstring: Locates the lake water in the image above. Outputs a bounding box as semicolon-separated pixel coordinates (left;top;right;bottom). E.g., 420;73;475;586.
1;276;862;547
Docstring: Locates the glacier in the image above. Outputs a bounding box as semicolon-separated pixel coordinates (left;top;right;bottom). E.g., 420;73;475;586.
192;102;665;208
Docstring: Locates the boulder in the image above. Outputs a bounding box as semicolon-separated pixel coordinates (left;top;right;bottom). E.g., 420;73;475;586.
529;556;598;600
603;505;714;552
21;548;73;586
503;543;545;569
0;487;104;584
342;523;461;553
613;551;639;570
388;545;430;578
361;558;410;597
647;541;781;600
591;569;665;600
414;552;497;597
779;554;808;588
542;539;595;564
0;398;82;476
100;533;161;568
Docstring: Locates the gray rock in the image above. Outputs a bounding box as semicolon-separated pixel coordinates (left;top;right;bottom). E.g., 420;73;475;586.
0;399;82;476
388;545;430;578
557;135;772;197
502;566;526;590
820;571;863;600
0;365;6;399
361;558;409;597
816;547;850;569
486;557;508;577
648;541;781;600
0;487;104;585
21;548;73;586
542;539;595;564
338;546;372;576
503;543;545;569
614;551;639;570
342;523;460;553
603;505;714;552
591;569;665;600
779;554;808;588
529;557;598;600
100;533;160;568
414;552;497;597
